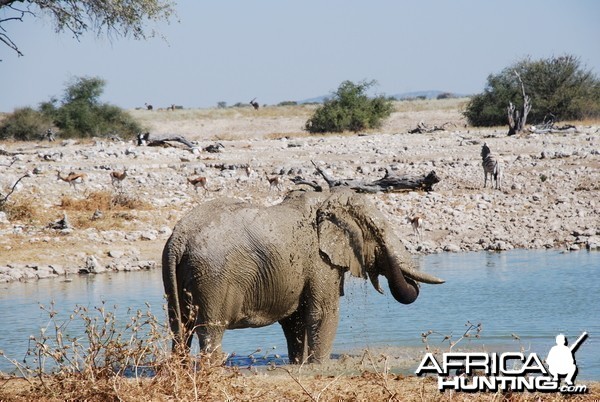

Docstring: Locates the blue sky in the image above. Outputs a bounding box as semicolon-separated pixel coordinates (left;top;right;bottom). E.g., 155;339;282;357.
1;1;599;112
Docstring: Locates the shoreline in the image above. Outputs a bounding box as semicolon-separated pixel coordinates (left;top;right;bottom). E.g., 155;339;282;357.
1;243;599;285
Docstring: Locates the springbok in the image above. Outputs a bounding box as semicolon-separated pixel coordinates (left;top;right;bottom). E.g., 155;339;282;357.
110;168;128;187
187;176;208;194
57;171;86;190
406;215;423;240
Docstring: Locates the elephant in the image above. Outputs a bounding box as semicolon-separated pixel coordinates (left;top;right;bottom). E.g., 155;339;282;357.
162;187;444;363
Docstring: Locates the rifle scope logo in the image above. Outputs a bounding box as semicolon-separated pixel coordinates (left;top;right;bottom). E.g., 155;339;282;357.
415;332;589;394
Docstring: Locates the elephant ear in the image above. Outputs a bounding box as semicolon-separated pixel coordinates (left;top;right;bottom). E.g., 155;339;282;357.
317;211;365;279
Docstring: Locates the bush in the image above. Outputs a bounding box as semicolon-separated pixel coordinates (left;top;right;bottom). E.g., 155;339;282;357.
305;80;394;134
277;101;298;106
0;76;143;140
464;55;600;126
437;92;456;100
0;107;54;141
55;101;142;138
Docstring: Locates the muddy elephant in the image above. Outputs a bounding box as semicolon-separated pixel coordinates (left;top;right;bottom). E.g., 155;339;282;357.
162;188;444;363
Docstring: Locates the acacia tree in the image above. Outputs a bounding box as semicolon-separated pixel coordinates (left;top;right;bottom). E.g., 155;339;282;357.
464;55;600;128
0;0;177;58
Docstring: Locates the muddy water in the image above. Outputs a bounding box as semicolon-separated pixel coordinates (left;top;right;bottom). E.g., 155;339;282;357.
1;250;598;379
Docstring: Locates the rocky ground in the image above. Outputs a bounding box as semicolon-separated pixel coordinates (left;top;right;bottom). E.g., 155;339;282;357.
1;100;599;283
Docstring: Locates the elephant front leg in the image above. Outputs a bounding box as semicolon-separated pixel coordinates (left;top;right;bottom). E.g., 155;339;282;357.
279;311;307;364
306;302;340;363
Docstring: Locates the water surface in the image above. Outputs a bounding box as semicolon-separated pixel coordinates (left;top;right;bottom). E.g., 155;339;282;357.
0;250;598;379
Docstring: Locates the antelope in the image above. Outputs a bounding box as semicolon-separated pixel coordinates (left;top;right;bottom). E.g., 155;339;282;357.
406;215;423;239
250;98;259;110
57;171;86;190
110;168;128;187
266;174;283;191
187;176;208;194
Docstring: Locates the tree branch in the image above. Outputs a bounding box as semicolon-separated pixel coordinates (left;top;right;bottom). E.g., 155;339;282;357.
0;3;32;58
1;172;31;205
0;0;177;59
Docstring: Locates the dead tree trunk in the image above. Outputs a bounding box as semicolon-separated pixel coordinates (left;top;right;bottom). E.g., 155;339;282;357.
306;161;440;193
507;71;532;135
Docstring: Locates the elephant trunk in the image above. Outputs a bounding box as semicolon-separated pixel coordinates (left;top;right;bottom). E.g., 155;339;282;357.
385;253;420;304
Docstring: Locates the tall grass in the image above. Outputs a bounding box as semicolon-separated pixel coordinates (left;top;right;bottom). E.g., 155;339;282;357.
0;302;244;401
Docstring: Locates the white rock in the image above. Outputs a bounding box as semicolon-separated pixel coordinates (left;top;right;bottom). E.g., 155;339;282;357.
443;244;461;253
83;255;106;274
108;250;125;258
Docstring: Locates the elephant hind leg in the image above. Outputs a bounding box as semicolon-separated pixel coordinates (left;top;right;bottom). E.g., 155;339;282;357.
176;290;198;351
279;311;307;364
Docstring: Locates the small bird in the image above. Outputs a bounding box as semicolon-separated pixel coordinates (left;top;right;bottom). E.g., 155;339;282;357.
91;209;104;221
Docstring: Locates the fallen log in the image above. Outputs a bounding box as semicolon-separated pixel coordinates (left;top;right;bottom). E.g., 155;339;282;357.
309;161;440;193
408;121;450;134
528;124;578;134
137;132;197;149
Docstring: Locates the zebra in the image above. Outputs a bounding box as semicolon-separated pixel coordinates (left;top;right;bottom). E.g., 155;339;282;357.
481;143;501;189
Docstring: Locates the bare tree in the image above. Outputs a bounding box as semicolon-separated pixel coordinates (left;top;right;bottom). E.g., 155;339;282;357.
507;71;532;135
0;0;177;59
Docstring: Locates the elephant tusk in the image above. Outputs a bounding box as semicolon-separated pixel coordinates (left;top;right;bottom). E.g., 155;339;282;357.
403;269;445;285
392;251;445;284
368;272;385;294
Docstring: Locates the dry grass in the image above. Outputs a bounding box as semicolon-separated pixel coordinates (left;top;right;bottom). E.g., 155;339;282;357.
60;190;151;212
56;190;152;230
2;196;43;222
130;103;317;122
392;97;470;113
128;99;476;142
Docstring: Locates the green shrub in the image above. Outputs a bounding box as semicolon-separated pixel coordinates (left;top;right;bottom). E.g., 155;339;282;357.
0;107;54;140
0;76;143;140
54;101;141;138
464;55;600;126
52;77;143;139
305;80;394;134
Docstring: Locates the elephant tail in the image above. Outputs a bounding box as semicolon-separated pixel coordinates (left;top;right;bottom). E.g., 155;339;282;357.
162;237;186;351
